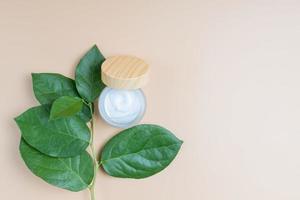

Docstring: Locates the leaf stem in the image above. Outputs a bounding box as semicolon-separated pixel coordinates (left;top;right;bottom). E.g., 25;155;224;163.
88;103;97;200
82;99;90;107
89;187;95;200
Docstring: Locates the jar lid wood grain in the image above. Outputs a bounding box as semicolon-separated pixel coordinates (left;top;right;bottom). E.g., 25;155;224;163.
101;55;149;89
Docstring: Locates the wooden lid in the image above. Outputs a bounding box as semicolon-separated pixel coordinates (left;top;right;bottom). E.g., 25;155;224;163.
101;55;149;89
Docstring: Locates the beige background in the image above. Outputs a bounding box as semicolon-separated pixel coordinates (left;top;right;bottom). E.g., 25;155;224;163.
1;0;300;200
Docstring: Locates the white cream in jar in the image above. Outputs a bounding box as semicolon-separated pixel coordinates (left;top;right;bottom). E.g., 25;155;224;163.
98;87;146;128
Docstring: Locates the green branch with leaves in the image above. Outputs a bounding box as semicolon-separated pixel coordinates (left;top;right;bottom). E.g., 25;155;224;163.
14;45;183;200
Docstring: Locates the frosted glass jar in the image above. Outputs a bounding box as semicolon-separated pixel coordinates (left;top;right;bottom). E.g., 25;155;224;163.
98;55;149;128
98;87;146;128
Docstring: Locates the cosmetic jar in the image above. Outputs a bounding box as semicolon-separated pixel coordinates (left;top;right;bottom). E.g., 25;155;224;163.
98;55;149;128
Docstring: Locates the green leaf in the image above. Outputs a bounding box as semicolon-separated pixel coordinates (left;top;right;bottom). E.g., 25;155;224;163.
50;96;83;120
32;73;91;122
100;124;183;179
75;45;106;102
15;105;90;157
77;104;92;122
19;139;94;192
32;73;79;104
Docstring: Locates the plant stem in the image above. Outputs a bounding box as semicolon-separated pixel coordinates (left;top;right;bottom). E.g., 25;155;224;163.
89;187;95;200
88;103;97;200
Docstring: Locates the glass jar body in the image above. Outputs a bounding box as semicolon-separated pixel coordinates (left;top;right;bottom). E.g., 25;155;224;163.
98;87;146;128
